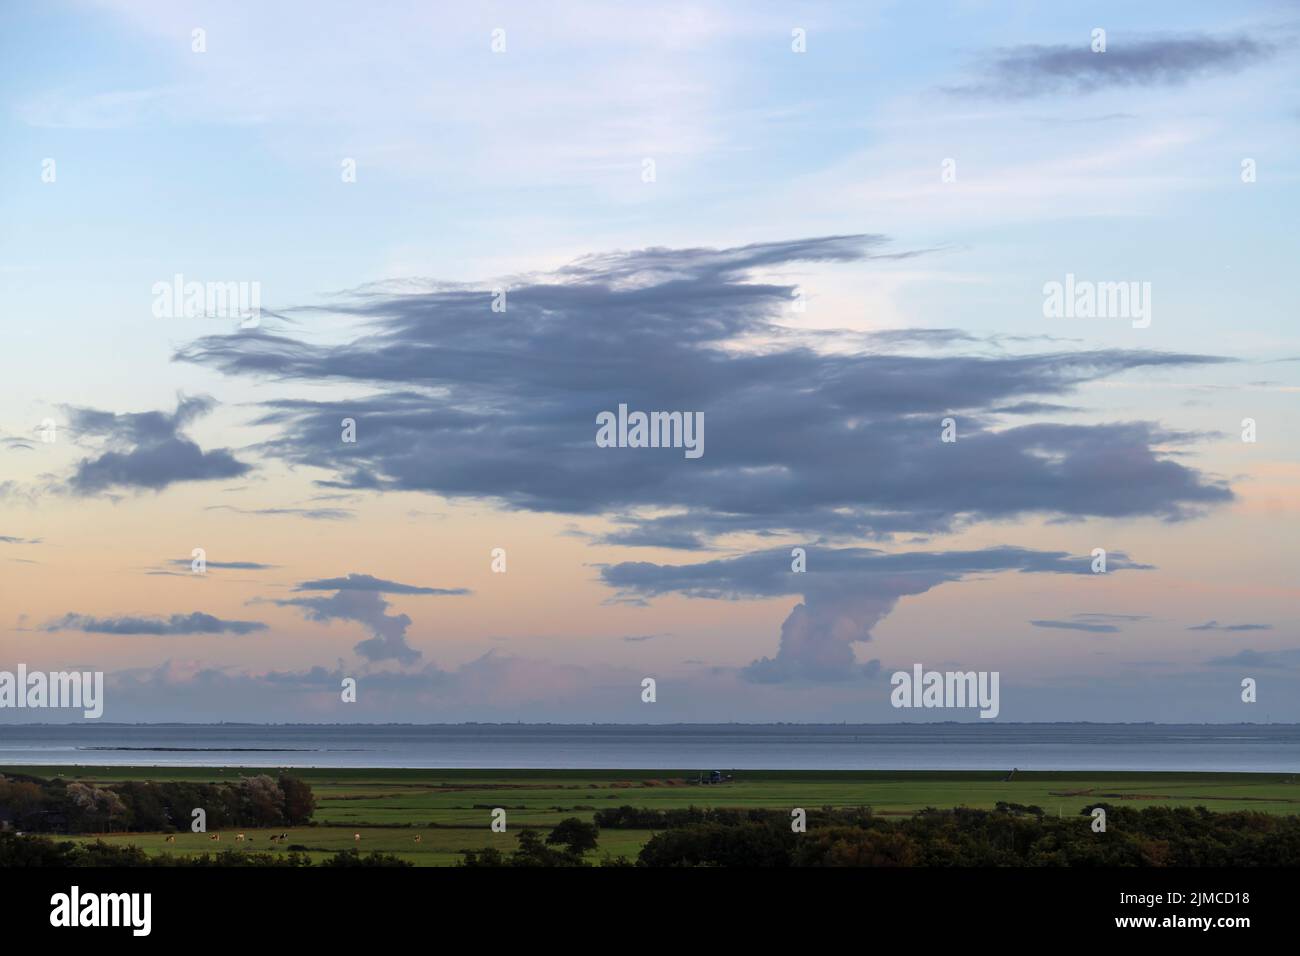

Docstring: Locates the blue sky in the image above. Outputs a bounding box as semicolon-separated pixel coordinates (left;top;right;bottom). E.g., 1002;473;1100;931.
1;1;1298;723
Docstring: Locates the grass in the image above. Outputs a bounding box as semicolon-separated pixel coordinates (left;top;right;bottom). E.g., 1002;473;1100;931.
9;766;1300;866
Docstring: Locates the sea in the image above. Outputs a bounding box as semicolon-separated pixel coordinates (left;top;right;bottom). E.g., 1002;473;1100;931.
0;723;1297;772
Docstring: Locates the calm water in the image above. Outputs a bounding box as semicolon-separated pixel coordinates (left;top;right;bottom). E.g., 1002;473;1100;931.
0;724;1298;771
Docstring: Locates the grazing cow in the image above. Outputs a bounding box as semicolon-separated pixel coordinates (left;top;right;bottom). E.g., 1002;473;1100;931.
280;832;288;840
269;835;279;844
414;835;422;844
209;834;220;841
353;832;361;843
236;833;245;842
165;835;176;843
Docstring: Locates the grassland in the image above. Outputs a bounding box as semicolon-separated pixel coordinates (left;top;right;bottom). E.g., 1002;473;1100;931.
8;766;1300;866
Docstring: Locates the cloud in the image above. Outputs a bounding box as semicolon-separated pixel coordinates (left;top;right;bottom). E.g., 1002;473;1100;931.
1030;619;1120;633
204;505;354;521
177;236;1232;548
1205;648;1300;669
949;34;1274;99
0;536;41;545
64;394;250;495
274;572;470;665
1029;612;1146;633
1189;620;1274;632
294;573;470;596
600;545;1151;682
165;559;278;571
44;612;267;636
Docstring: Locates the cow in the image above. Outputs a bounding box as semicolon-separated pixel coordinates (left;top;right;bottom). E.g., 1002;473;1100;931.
209;834;220;841
353;832;361;843
414;835;422;844
165;835;176;843
236;833;246;842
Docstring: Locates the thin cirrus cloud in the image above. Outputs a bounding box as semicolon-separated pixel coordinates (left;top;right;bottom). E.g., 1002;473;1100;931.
1189;620;1274;632
294;573;471;596
1030;619;1121;634
272;573;471;665
1205;648;1300;669
175;235;1234;550
946;33;1275;99
600;546;1152;683
43;611;267;636
166;558;278;571
1029;612;1148;633
63;394;250;495
204;505;354;521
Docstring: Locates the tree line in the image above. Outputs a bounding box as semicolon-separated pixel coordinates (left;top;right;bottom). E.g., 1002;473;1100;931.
0;771;316;833
463;803;1300;866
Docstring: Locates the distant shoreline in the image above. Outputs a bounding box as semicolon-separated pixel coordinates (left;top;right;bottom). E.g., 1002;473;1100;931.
2;721;1298;728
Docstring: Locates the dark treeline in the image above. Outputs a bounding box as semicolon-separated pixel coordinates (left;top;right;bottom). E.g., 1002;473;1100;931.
463;803;1300;867
594;804;876;830
636;804;1300;867
0;832;410;867
0;772;316;833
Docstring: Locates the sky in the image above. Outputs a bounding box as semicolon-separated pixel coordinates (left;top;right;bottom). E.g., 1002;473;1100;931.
1;0;1297;723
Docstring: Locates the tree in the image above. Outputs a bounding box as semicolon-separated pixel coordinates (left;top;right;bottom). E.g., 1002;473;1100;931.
279;775;317;825
546;818;599;856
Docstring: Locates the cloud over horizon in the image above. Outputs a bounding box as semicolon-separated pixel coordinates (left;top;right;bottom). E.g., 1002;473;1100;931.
601;545;1151;682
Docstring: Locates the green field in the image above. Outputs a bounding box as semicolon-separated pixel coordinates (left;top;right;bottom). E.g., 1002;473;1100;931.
9;766;1300;866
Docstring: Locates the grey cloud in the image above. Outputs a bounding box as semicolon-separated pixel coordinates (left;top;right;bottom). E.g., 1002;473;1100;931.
274;572;470;665
1205;648;1300;669
205;505;354;521
1029;611;1147;633
166;558;278;571
64;394;250;495
1030;619;1120;633
1189;620;1274;632
176;236;1233;548
949;34;1274;99
600;545;1151;683
295;573;470;596
44;611;267;635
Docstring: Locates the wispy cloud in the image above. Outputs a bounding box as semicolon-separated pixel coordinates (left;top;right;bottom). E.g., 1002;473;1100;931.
44;612;268;636
948;34;1275;99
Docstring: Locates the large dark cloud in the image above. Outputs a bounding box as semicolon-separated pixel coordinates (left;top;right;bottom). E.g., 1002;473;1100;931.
176;236;1232;548
600;545;1150;682
65;394;250;495
949;34;1273;99
44;611;267;635
273;572;470;665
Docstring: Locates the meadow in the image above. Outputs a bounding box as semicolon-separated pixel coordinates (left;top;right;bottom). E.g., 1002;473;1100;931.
7;766;1299;867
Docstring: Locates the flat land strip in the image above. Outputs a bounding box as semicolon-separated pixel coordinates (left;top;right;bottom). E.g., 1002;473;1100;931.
8;767;1298;866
